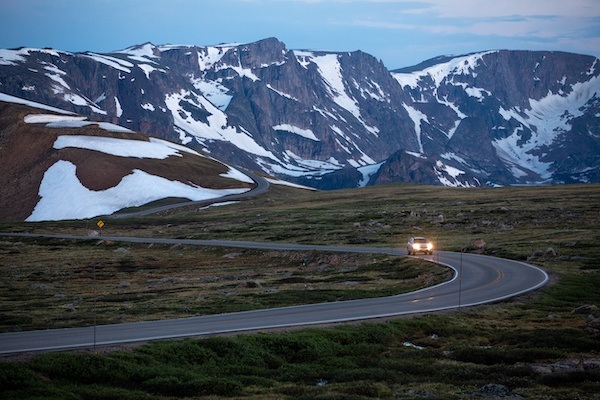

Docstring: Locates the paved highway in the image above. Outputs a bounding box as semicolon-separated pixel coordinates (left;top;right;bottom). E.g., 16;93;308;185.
0;233;548;355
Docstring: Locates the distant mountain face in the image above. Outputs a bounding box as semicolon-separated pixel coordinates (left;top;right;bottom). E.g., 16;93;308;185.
1;38;599;188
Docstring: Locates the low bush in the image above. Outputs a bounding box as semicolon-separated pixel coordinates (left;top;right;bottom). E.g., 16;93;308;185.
141;375;242;397
30;353;132;385
450;346;565;365
0;362;39;391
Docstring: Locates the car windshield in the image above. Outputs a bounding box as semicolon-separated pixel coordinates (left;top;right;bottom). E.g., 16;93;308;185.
414;238;428;243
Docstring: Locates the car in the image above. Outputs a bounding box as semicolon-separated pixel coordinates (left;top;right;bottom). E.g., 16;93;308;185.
407;236;433;255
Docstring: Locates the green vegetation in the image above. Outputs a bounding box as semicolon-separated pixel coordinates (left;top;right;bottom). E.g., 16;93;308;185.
1;183;599;399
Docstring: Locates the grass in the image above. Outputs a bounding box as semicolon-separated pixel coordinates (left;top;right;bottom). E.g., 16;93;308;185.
1;182;599;399
0;239;448;331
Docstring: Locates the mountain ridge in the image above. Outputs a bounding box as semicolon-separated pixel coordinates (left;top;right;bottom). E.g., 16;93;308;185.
1;38;598;189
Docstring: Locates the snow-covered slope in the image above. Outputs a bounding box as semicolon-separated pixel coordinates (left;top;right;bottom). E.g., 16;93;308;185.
1;40;598;188
0;93;254;221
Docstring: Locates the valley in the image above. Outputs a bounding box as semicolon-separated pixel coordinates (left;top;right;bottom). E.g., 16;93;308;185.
1;182;599;399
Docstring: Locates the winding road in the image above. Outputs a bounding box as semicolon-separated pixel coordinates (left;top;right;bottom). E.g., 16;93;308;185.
0;233;549;355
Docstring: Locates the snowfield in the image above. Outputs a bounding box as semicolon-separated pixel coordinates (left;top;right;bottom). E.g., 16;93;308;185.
53;135;201;159
26;160;250;222
26;133;253;221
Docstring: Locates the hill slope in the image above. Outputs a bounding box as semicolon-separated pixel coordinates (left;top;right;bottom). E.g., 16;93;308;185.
0;94;253;221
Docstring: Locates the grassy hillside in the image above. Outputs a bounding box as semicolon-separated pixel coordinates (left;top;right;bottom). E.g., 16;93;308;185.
1;183;599;399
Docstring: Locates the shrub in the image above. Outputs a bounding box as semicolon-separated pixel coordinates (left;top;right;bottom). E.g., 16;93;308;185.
141;375;241;397
450;346;564;365
30;353;132;385
0;362;39;391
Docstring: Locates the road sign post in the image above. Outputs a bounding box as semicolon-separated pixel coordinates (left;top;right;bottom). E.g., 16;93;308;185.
97;220;104;236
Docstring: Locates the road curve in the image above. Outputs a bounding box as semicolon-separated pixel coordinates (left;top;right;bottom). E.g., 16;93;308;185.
0;233;549;355
108;169;270;219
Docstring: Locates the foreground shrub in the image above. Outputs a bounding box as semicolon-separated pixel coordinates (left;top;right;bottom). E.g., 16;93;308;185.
30;353;132;385
450;346;564;365
141;375;241;397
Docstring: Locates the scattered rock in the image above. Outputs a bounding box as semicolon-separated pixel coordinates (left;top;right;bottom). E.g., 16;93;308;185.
245;280;262;289
532;358;600;374
222;252;242;259
316;379;328;387
472;239;486;249
88;230;100;237
29;283;53;290
433;214;445;223
397;389;437;398
472;383;524;398
572;304;598;316
461;383;525;398
403;341;424;350
114;247;130;255
587;315;600;327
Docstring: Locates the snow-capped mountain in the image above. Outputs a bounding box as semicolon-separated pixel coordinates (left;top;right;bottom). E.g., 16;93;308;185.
1;38;598;188
0;94;254;221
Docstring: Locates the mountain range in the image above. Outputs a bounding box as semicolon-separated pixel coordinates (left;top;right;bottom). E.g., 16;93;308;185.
1;37;599;189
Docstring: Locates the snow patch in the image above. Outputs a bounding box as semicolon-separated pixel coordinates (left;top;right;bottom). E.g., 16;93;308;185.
165;90;278;160
304;52;379;135
220;167;254;183
191;78;233;111
0;92;74;114
83;53;133;73
25;114;131;132
26;160;249;221
434;160;474;187
114;97;123;117
138;63;165;79
273;124;319;141
265;178;316;190
402;103;429;153
53;136;200;159
357;162;383;187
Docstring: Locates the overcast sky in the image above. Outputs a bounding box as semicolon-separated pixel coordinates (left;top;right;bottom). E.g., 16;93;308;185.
1;0;598;69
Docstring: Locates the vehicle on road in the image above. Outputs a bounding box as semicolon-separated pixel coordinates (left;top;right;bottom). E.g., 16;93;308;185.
407;236;433;255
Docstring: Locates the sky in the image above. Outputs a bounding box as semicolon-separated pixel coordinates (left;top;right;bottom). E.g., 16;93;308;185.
1;0;599;69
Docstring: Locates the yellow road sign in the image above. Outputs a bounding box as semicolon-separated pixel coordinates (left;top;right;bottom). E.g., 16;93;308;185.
97;220;105;229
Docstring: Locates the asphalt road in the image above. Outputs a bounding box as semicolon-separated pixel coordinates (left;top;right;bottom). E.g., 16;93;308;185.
0;233;549;355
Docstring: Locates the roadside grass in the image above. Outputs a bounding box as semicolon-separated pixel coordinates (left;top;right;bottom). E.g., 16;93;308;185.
0;182;599;399
0;238;448;331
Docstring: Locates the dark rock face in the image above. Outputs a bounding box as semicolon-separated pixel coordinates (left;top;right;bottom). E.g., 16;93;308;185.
1;40;599;189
